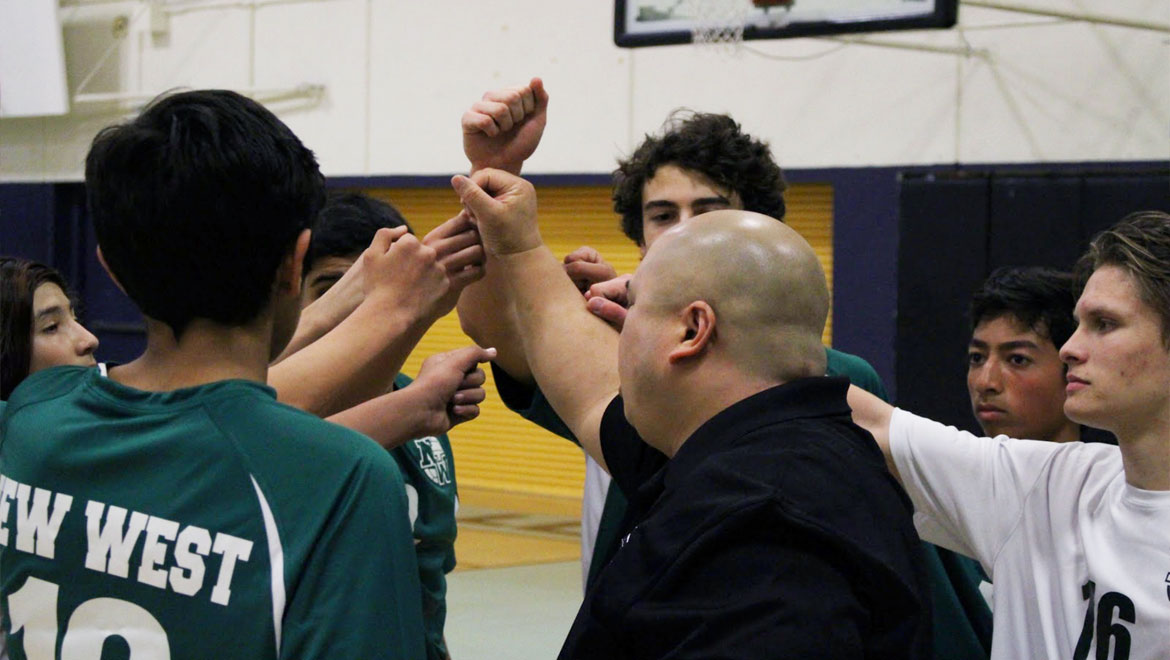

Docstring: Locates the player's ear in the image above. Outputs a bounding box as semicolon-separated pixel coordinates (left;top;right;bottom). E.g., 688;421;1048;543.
276;229;312;295
668;301;714;363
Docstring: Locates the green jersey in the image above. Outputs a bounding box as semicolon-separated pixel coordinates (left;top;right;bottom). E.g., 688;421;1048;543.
390;373;457;660
0;366;425;659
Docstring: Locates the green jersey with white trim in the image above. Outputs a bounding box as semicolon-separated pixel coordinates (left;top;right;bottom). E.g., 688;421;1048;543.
0;366;425;660
390;372;458;660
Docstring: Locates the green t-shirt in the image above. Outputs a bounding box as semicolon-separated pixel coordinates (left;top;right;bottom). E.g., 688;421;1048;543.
0;366;425;659
390;372;457;660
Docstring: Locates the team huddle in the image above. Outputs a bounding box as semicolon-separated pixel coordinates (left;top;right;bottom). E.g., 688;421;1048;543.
0;78;1167;659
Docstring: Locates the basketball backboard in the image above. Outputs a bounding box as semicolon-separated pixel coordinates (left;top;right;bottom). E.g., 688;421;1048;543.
614;0;959;48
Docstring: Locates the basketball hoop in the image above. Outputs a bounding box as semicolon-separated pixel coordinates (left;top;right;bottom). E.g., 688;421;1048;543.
688;0;796;51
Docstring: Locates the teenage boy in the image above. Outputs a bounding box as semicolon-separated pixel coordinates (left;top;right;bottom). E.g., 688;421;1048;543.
848;211;1170;659
967;266;1113;444
300;191;463;660
0;90;425;658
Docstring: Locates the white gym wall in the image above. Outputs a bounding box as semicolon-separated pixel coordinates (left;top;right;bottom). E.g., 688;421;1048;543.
0;0;1166;181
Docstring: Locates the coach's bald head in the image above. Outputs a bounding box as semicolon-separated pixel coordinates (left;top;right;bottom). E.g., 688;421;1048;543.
619;210;829;451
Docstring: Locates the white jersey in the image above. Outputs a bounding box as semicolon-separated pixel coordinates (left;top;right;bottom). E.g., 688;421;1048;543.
889;409;1170;660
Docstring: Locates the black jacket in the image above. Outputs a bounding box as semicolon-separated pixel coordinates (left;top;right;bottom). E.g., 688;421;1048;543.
559;377;932;659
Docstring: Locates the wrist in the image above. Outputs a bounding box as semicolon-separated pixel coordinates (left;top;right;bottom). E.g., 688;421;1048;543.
470;160;523;177
486;229;543;258
397;380;451;439
495;243;554;268
349;293;431;346
397;386;439;440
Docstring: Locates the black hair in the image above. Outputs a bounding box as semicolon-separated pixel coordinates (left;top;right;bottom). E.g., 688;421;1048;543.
304;192;412;273
613;111;787;245
1;257;72;399
970;266;1077;349
84;89;325;338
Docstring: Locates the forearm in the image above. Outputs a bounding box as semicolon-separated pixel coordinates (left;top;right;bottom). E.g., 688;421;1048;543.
271;300;341;365
497;246;618;467
456;257;533;383
327;388;431;450
272;298;429;417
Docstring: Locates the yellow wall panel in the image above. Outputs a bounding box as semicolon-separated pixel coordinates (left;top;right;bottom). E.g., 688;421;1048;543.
360;183;832;498
784;183;834;346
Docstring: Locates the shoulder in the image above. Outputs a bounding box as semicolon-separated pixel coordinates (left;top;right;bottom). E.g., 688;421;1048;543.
698;417;915;544
726;415;893;496
3;365;94;413
1043;439;1123;486
209;389;400;478
890;408;1121;492
824;348;888;400
665;430;923;598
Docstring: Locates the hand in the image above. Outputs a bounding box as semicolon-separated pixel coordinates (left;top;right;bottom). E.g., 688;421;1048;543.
563;246;617;293
362;226;450;322
584;273;632;330
413;345;497;435
451;169;540;256
300;227;406;331
462;77;548;175
423;210;486;316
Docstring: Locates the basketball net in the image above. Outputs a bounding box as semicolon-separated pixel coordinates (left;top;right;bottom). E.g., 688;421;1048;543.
688;0;796;52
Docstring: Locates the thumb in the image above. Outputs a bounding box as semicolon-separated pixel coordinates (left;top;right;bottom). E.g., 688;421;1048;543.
464;345;497;367
450;345;497;370
451;175;498;217
587;297;628;328
368;226;397;254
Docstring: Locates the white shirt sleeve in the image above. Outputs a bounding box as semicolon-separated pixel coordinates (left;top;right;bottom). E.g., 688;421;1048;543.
888;408;1062;568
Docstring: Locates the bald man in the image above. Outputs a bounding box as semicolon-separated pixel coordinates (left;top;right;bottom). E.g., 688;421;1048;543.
452;169;931;659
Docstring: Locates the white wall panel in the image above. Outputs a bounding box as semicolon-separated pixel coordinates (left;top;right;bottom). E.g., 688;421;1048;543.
0;0;1166;181
137;8;250;92
956;2;1169;163
367;1;629;175
253;0;369;174
627;34;959;168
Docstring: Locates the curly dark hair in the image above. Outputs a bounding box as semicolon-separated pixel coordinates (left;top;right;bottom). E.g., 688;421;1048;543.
613;111;787;246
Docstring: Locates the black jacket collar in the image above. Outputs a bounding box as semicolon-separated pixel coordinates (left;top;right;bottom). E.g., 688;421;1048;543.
663;376;851;492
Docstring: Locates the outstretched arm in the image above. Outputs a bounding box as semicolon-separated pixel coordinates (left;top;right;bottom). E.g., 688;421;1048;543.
457;78;549;385
846;384;900;481
453;169;619;471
